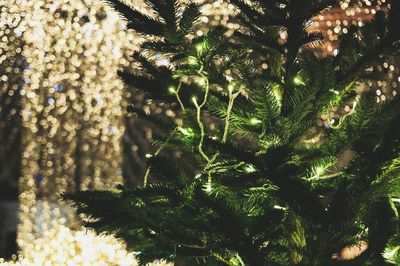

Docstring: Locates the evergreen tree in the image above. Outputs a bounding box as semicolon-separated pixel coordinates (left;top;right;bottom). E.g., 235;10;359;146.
64;0;400;264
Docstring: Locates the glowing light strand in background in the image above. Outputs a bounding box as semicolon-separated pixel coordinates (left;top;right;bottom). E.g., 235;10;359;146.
0;0;140;264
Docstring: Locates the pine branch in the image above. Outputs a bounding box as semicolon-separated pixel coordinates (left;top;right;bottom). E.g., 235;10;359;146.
144;0;178;29
178;3;201;36
104;0;165;35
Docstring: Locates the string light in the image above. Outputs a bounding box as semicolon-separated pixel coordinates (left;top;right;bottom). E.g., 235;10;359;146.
227;83;234;92
249;118;262;125
293;75;304;86
330;89;340;95
244;164;256;173
168;86;176;94
195;43;204;53
273;205;287;211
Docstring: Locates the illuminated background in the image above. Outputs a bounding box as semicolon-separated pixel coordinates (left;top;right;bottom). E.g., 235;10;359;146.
0;0;397;264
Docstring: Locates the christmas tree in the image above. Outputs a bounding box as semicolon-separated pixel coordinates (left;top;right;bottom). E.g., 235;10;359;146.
65;0;400;264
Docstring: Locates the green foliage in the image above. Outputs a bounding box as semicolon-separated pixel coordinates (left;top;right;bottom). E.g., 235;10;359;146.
383;241;400;265
65;0;400;265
